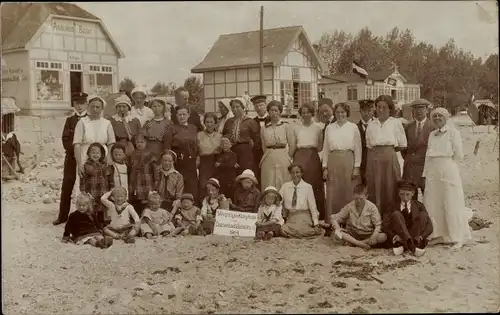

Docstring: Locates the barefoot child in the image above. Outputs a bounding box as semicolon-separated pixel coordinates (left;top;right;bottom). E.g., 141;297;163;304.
140;191;175;239
200;178;229;235
172;193;204;236
231;169;260;213
154;150;184;210
331;184;387;249
255;186;284;241
110;143;129;197
215;137;238;197
62;193;113;249
102;187;140;243
129;134;157;216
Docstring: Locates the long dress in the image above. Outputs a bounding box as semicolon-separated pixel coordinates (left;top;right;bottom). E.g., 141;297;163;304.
143;117;171;159
293;121;326;220
260;120;294;191
279;180;322;238
365;117;407;215
197;130;222;199
323;121;362;222
423;125;472;245
110;115;141;156
222;116;260;175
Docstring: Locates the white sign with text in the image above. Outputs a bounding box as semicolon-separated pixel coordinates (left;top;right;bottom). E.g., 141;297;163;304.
213;209;257;237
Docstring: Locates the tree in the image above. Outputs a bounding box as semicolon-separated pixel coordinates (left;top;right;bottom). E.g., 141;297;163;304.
119;77;136;94
150;81;170;95
184;75;204;113
166;82;177;96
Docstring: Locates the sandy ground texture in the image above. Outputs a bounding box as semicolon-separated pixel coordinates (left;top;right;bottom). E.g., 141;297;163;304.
2;114;499;314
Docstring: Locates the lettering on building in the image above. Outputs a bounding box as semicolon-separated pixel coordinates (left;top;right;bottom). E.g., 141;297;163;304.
52;20;93;35
1;67;27;82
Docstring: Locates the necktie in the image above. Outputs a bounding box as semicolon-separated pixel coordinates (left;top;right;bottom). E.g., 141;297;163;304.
292;186;297;208
403;203;411;225
122;117;132;140
416;122;422;138
362;123;368;131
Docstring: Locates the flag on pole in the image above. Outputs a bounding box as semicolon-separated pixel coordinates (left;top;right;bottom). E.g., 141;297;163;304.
352;61;368;78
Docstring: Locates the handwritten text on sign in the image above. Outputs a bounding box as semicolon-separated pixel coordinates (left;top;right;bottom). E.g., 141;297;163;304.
213;210;257;237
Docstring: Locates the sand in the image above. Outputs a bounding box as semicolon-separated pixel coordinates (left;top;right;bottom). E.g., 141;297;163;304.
1;114;498;314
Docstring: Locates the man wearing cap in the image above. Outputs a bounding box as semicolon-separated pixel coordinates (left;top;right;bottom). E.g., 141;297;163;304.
53;92;88;225
357;99;375;184
251;95;270;178
401;98;433;200
169;87;204;132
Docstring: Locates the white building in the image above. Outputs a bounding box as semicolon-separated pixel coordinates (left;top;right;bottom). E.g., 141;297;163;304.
191;26;324;115
1;3;124;115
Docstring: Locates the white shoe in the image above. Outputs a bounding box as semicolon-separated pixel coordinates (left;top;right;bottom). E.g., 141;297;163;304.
414;247;426;257
393;246;404;256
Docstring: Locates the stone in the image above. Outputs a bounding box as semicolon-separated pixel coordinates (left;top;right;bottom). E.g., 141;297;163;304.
424;283;438;291
351;306;369;314
43;197;53;204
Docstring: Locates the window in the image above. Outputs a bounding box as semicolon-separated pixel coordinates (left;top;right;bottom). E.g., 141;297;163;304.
366;86;372;99
70;64;82;71
397;89;403;102
35;61;63;100
280;81;293;105
299;82;311;107
292;67;300;81
88;65;114;97
347;86;358;101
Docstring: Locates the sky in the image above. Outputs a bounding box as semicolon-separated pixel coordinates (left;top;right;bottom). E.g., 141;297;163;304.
76;1;499;87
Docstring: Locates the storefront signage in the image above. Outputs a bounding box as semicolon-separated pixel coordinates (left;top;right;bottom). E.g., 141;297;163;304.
68;52;83;62
52;20;94;35
1;67;27;82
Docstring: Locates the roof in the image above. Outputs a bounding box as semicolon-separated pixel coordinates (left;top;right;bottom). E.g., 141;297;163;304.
320;69;419;85
1;97;20;115
1;3;124;58
191;26;324;73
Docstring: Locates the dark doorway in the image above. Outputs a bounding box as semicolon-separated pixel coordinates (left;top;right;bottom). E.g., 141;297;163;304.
70;71;83;94
293;81;299;109
391;89;397;101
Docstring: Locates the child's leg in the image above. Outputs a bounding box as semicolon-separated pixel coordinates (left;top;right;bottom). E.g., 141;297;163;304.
171;227;184;236
84;238;100;247
376;233;388;244
104;227;122;239
340;232;371;249
126;225;140;238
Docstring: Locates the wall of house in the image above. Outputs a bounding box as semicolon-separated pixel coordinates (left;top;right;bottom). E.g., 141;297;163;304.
202;66;274;113
26;17;119;114
320;82;365;104
1;51;31;112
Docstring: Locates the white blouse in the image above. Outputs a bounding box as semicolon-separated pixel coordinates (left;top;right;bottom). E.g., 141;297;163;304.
73;117;115;163
130;106;154;127
322;121;362;168
279;180;319;226
423;126;463;175
294;122;323;149
365;117;407;149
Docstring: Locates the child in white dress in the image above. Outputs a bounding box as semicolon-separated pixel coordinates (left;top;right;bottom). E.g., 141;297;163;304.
141;191;174;238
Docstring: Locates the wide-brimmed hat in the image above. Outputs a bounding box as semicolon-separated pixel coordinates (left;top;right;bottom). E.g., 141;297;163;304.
235;169;258;185
217;99;231;112
261;186;282;202
206;178;220;189
131;87;147;97
114;94;132;109
180;193;194;202
410;98;431;108
88;95;107;107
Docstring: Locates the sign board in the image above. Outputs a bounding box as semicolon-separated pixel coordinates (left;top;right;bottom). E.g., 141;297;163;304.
51;19;96;37
213;209;258;237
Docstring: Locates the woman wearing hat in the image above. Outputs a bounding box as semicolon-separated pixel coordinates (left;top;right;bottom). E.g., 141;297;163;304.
260;100;294;191
365;95;407;215
423;107;472;249
73;95;116;178
130;87;154;127
222;98;260;175
110;94;141;156
217;99;233;134
143;98;171;158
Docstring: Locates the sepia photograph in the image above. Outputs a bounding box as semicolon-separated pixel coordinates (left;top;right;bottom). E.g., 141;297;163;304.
1;1;498;314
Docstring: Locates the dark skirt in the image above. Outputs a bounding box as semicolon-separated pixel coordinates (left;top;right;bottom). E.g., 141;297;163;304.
176;157;199;204
232;143;255;175
216;166;237;198
293;147;326;220
199;154;217;200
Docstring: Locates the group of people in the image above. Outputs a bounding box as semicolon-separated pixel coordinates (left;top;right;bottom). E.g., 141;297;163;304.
54;87;473;256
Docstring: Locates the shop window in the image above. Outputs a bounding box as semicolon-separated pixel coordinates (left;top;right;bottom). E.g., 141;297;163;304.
347;86;358;101
299;82;311;107
88;65;114;97
35;61;63;100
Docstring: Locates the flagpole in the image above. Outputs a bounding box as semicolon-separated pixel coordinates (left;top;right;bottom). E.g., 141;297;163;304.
259;6;264;95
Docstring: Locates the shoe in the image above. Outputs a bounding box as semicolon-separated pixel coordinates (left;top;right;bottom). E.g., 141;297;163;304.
124;237;135;244
98;236;114;249
414;247;426;257
53;218;66;226
392;246;404;256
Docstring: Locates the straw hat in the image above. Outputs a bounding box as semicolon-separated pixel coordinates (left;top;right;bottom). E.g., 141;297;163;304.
261;186;282;202
235;169;258;185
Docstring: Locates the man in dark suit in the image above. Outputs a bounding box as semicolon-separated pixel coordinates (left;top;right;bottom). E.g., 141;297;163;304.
53;92;88;225
170;87;204;131
356;99;375;184
401;98;433;200
251;95;270;179
318;98;335;139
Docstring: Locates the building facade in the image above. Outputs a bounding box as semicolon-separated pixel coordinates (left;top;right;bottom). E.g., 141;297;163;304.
191;26;324;116
319;67;421;109
1;3;124;115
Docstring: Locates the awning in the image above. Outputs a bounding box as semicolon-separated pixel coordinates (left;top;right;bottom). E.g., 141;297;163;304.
1;97;20;115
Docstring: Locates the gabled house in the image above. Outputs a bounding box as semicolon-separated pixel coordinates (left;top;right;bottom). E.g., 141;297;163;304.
191;26;324;114
1;3;125;115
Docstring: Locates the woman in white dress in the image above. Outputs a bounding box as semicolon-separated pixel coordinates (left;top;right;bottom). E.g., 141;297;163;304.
130;87;154;127
322;102;362;223
423;107;472;249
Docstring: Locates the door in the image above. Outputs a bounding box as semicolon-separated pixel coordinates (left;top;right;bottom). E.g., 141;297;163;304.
70;71;83;94
293;81;299;109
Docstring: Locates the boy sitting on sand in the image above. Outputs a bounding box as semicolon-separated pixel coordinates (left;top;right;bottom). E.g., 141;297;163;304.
101;187;141;243
171;193;204;236
330;184;387;249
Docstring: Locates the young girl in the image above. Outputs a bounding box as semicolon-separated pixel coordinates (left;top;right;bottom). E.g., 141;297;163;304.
172;193;204;236
143;99;170;158
154;150;184;211
101;187;141;243
129;134;157;216
215;137;238;197
255;186;284;241
80;142;114;223
200;178;230;235
140;191;175;239
231;169;260;213
110;144;129;198
62;193;113;249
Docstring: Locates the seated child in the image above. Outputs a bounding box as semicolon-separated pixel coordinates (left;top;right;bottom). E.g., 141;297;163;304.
230;169;260;213
140;191;175;239
255;186;284;241
215;137;238;197
331;184;387;249
154;150;184;211
171;193;204;236
62;193;113;249
101;187;141;243
110;143;130;199
383;180;433;257
129;134;157;216
200;178;230;235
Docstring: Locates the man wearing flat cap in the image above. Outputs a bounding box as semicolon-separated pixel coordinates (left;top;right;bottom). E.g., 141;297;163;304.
54;92;89;225
401;98;434;200
251;95;270;177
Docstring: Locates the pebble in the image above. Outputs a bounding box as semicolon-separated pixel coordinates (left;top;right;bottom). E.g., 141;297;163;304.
424;283;439;291
351;306;369;314
43;197;53;204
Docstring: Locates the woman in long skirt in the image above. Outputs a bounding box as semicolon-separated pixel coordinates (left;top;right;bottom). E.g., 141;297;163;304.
260;100;295;191
292;102;326;220
423;107;472;249
279;164;322;238
365;95;407;215
143;98;171;159
110;95;141;156
197;112;222;200
322;102;362;223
